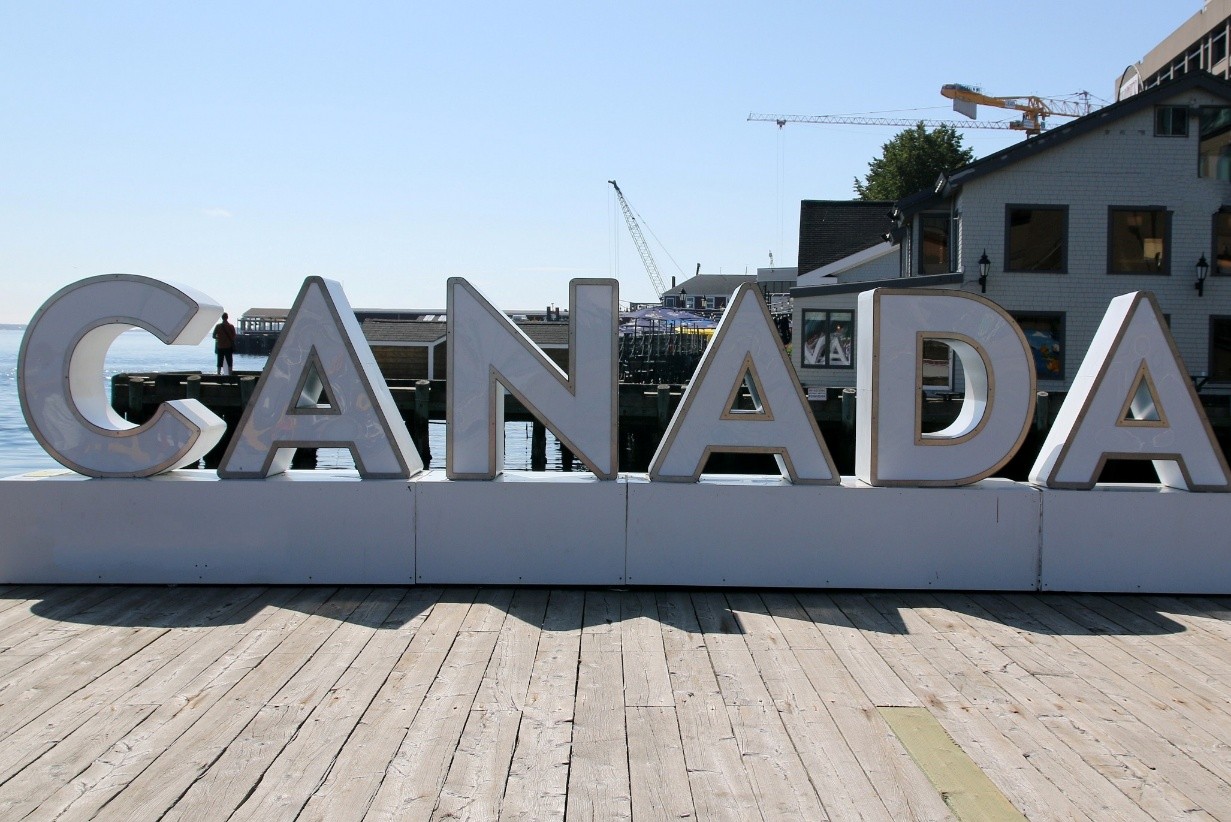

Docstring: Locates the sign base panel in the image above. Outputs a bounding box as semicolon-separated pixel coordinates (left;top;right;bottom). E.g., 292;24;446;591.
0;470;415;584
2;470;1230;591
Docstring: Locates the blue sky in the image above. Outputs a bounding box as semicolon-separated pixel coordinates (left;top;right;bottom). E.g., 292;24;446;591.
0;1;1198;324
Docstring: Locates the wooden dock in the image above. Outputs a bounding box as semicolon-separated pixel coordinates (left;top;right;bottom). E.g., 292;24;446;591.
1;585;1230;819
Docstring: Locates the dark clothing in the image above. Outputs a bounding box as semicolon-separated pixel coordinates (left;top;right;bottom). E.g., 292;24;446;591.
213;319;236;372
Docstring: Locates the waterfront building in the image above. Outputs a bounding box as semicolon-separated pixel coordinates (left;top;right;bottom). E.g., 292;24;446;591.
791;70;1231;401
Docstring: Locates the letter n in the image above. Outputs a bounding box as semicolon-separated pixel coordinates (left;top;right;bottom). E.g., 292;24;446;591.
446;278;618;479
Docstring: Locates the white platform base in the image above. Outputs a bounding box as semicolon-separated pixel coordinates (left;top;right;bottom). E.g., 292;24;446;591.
415;471;626;585
0;470;415;584
1039;484;1231;593
2;470;1231;591
626;476;1041;589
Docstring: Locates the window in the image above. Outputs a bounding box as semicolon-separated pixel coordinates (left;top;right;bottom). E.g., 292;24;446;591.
1211;317;1231;382
1108;208;1170;274
1005;206;1067;272
1215;211;1231;275
1214;31;1227;64
920;339;952;390
801;310;853;368
1012;313;1065;381
1200;107;1231;179
1155;106;1188;137
919;213;950;275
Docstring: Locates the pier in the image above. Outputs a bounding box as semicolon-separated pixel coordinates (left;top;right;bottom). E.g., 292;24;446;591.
1;584;1230;819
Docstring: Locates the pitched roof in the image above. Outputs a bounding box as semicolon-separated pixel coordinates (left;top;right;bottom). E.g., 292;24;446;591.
361;319;447;343
661;273;756;297
360;318;570;347
796;200;895;275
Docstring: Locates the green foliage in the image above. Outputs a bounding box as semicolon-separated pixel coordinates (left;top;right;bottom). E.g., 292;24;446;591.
854;123;974;201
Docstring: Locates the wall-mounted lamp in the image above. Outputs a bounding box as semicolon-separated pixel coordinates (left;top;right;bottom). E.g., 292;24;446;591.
1197;254;1210;297
978;251;991;293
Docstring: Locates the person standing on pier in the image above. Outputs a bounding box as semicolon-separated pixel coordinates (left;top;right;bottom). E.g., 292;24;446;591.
213;312;236;375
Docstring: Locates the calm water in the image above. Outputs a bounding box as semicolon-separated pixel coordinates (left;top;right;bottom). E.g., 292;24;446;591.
0;328;558;478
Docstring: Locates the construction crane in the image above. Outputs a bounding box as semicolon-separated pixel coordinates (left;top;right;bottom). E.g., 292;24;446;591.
748;113;1024;130
609;179;667;299
751;86;1099;137
941;84;1095;136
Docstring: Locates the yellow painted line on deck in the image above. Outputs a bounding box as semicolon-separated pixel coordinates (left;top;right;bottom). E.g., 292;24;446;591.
879;706;1027;822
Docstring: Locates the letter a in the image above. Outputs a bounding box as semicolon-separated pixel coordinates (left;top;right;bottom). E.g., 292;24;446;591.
649;284;837;483
447;278;619;479
1030;292;1230;491
220;277;422;478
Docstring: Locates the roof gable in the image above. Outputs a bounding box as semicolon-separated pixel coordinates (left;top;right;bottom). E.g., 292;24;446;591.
936;71;1231;199
797;200;894;274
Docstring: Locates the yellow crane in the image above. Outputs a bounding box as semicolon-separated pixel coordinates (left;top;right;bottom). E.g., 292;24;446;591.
750;86;1100;137
941;84;1096;136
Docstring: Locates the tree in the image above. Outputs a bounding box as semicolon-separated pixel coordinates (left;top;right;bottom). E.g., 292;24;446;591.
854;123;974;201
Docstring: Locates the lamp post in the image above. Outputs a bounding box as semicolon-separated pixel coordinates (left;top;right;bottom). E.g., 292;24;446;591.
978;251;991;293
1197;254;1210;297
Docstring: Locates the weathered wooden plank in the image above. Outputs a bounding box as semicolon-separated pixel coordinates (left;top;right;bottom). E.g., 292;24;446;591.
1004;594;1231;788
704;594;838;820
565;632;631;821
873;593;1143;821
786;593;959;820
797;592;921;709
499;589;584;821
734;593;897;821
664;644;759;822
458;586;517;633
91;588;375;820
0;585;250;743
359;629;500;820
471;587;548;712
0;586;274;805
626;706;695;821
621;589;674;708
929;593;1197;821
430;589;551;820
986;594;1231;815
162;589;409;820
431;708;522;821
227;588;443;820
296;588;473;821
30;587;333;821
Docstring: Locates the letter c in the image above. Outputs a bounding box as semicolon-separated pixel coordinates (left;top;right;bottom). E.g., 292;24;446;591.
19;274;227;477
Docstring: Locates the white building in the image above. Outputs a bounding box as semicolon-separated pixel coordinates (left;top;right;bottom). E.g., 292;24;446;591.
791;70;1231;401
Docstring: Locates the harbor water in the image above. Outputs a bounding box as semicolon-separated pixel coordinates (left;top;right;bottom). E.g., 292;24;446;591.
0;328;567;478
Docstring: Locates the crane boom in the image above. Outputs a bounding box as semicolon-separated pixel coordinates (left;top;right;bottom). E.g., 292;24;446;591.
941;84;1095;136
609;180;667;299
748;113;1022;130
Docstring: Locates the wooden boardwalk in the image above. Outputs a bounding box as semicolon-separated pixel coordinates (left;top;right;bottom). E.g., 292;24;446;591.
0;586;1229;820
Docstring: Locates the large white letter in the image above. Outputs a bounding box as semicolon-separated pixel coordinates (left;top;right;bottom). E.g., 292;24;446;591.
19;274;226;477
855;288;1035;486
1030;291;1230;491
219;277;422;478
446;278;618;479
649;284;838;483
